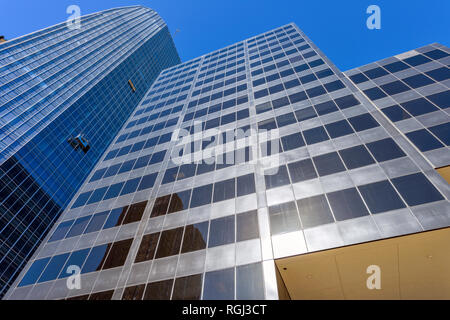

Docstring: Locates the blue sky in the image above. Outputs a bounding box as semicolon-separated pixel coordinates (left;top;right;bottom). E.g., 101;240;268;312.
1;0;449;70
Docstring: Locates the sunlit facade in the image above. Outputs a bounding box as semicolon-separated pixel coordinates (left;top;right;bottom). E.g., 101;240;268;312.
5;24;449;300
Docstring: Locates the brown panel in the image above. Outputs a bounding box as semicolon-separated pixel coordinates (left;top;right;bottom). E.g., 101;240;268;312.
102;239;133;270
122;284;146;300
155;227;184;259
437;165;450;184
135;233;160;263
123;201;147;224
144;279;174;300
66;294;89;300
172;274;202;300
89;290;114;300
151;195;171;218
116;206;129;226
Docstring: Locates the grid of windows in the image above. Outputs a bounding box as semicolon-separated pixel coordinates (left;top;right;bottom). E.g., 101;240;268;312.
7;25;450;301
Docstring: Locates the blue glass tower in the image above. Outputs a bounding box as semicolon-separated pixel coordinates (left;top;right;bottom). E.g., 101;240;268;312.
0;6;180;296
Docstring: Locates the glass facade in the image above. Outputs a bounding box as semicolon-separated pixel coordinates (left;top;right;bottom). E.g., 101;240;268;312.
0;6;180;297
5;23;449;300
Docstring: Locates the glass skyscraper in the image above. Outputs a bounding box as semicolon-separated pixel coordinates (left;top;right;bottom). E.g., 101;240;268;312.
5;23;449;300
0;6;180;297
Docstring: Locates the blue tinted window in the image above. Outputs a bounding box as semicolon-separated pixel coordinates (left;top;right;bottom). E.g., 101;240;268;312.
297;195;334;228
66;216;91;238
38;253;70;283
358;180;406;214
19;258;50;287
406;129;444;152
366;138;406;162
327;188;369;221
265;165;290;189
381;105;411;122
190;184;213;208
325;120;354;138
313;152;346;176
288;159;317;183
208;216;235;248
81;244;110;274
121;178;141;195
349;114;379;132
281;133;305;151
203;268;235;300
85;211;109;233
401;98;438;116
49;220;74;242
429;122;450;145
59;249;90;279
103;182;125;200
303;126;329;145
392;173;444;206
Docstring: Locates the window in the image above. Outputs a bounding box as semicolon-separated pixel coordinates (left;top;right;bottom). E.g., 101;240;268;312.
281;132;305;151
264;165;291;189
303;126;329;145
84;211;109;233
406;129;444;152
380;81;410;95
103;182;124;200
334;95;360;109
313;152;346;176
256;101;272;114
276;112;297;127
213;178;236;203
258;118;277;131
168;190;192;214
82;244;110;274
272;96;290;109
401;98;438;116
426;67;450;82
268;201;300;235
314;100;338;115
38;253;70;283
358;180;406;214
366;138;406;162
297;195;334;228
123;201;147;224
87;187;108;205
383;61;409;73
349;113;379;132
144;280;174;300
135;233;160;263
429;122;450;145
102;239;133;270
289;91;308;104
391;173;444;206
181;222;208;253
208;215;235;248
288;159;317;183
427;91;449;109
190;184;213;208
237;210;259;241
49;220;74;242
340;145;376;171
59;249;90;280
103;207;127;229
19;258;50;287
381;105;411;122
237;174;256;197
155;227;184;259
138;173;157;191
364;67;388;79
121;178;141;195
402;74;434;88
325;120;354;138
403;54;432;66
236;263;265;300
295;107;317;122
66;216;91;238
327;188;369;221
172;274;202;300
306;85;326;98
203;268;235;300
363;87;387;100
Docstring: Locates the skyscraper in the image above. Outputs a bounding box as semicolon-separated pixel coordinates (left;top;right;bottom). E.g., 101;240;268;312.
0;6;180;297
5;23;449;300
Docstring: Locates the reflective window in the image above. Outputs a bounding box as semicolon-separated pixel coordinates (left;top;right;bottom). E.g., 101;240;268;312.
123;201;147;224
102;239;133;270
19;258;50;287
236;263;265;300
66;216;91;238
303;126;329;145
190;184;213;208
327;188;369;221
268;201;301;235
339;145;375;170
172;274;203;300
400;98;438;116
49;220;74;242
297;195;334;228
406;129;444;152
151;195;171;218
59;249;90;279
381;105;411;122
168;190;192;214
122;284;145;300
237;174;256;197
366;138;406;162
349;113;379;132
203;268;235;300
237;210;260;242
281;132;305;151
313;152;346;176
208;215;235;248
103;207;128;229
155;227;184;259
325;120;354;138
84;211;109;233
181;222;208;253
265;165;290;189
295;107;317;122
315;100;338;115
358;180;406;214
391;173;444;206
135;233;160;263
213;178;236;203
429;122;450;145
82;244;110;274
288;159;317;183
334;95;360;109
38;253;70;283
144;279;174;300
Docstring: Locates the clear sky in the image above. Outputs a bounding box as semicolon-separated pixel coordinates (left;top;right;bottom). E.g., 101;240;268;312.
1;0;449;70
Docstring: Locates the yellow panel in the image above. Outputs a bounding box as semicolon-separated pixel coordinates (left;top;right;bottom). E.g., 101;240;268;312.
276;228;450;300
437;166;450;184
